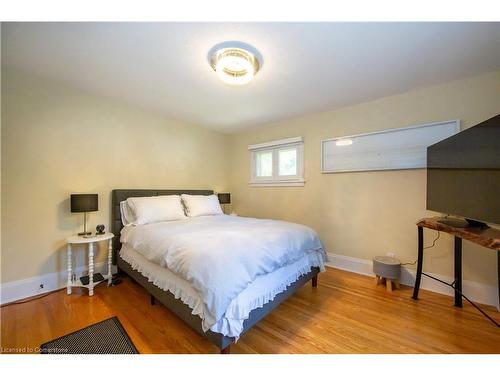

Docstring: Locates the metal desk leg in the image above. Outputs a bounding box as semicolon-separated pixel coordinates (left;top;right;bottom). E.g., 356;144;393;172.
454;236;463;308
412;226;424;300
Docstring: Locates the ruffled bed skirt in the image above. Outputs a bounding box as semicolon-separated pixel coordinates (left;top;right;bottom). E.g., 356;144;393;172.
120;249;326;339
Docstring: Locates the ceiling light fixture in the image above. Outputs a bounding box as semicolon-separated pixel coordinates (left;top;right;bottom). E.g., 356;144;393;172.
209;42;261;85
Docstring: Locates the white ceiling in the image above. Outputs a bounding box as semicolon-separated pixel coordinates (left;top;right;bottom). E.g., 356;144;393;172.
2;22;499;133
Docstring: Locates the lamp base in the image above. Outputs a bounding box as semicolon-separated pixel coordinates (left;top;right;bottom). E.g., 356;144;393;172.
78;231;93;237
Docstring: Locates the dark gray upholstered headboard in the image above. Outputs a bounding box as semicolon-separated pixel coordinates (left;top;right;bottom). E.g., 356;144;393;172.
111;189;213;264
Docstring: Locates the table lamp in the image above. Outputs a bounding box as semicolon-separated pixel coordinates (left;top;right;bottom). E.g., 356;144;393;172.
217;193;231;214
71;194;98;236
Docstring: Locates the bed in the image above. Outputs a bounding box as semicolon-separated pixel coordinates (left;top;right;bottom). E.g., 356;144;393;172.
111;189;325;354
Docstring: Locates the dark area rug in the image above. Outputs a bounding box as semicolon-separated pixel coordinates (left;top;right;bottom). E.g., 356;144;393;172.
40;317;139;354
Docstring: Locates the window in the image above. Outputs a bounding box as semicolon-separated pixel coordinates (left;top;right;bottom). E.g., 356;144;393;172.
249;137;304;186
255;150;273;177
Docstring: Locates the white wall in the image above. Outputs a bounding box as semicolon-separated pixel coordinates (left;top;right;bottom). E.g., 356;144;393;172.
228;71;500;292
1;68;229;285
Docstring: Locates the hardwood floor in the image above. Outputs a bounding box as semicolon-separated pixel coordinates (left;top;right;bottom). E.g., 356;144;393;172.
1;267;499;354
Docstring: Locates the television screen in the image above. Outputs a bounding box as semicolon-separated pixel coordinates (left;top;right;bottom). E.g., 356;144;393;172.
426;114;500;225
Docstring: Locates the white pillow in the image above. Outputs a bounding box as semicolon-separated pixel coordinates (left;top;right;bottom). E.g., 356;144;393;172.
181;194;223;217
120;201;137;226
126;195;186;225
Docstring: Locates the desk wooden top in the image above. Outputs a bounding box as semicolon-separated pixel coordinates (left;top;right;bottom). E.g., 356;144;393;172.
417;217;500;251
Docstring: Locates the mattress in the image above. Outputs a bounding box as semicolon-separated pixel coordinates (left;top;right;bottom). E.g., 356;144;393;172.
120;244;321;338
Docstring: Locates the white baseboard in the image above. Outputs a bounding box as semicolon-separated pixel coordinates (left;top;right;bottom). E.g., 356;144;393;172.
2;253;497;311
1;262;117;305
326;252;499;310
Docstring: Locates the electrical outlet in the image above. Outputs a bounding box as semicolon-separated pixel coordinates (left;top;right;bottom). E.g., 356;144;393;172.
386;252;395;258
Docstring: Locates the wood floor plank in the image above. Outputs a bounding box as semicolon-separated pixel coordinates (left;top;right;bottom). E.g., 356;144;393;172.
1;268;498;354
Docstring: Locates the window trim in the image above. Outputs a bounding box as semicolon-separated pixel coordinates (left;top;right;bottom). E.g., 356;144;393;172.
248;136;303;151
249;137;305;187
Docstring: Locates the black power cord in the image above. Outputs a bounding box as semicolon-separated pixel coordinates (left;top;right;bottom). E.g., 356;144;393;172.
421;271;500;328
401;231;441;267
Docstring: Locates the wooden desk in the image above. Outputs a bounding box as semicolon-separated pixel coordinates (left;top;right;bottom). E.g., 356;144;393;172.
412;217;499;327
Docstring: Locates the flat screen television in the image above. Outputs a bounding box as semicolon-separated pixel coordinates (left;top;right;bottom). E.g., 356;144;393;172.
426;114;500;227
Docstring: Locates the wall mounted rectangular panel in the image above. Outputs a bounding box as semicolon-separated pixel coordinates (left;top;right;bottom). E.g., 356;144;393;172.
321;120;460;173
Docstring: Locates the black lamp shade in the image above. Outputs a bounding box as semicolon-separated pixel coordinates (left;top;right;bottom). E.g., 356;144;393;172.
217;193;231;205
71;194;98;213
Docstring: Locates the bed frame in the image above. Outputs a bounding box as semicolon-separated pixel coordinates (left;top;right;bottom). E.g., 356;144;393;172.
111;189;319;354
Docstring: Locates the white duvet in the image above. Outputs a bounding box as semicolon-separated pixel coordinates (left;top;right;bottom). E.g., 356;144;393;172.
120;215;325;331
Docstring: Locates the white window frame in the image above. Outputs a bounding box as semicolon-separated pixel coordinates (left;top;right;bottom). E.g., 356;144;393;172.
249;137;305;187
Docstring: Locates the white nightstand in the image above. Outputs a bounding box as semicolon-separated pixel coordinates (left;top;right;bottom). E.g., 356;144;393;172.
66;233;114;296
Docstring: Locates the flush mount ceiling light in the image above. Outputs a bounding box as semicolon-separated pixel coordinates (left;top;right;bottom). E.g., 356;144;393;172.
209;42;261;85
